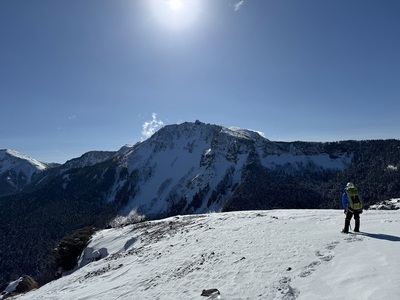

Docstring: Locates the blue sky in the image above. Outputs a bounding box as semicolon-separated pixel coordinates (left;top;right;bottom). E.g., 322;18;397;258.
1;0;399;163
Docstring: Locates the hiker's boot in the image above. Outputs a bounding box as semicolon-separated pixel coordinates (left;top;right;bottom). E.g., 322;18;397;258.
342;219;350;234
354;220;360;232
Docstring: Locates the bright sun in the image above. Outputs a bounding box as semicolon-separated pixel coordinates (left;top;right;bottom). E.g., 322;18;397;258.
149;0;201;31
169;0;183;11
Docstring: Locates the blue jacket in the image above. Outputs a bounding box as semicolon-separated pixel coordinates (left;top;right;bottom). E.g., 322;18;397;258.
342;187;362;210
342;188;349;209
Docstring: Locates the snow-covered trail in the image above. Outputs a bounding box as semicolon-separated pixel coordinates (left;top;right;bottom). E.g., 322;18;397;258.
295;211;400;300
11;210;400;300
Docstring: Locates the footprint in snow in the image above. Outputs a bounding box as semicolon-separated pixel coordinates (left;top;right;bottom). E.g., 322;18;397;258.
315;251;334;262
325;241;340;250
344;234;364;243
298;240;340;278
299;261;321;278
274;276;299;300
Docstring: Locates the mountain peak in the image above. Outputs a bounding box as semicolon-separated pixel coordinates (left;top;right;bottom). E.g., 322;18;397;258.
150;120;266;144
63;150;115;170
154;120;221;135
224;127;267;141
0;149;48;171
0;149;50;196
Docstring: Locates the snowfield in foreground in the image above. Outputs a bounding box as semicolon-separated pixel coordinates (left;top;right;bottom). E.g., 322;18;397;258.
11;210;400;300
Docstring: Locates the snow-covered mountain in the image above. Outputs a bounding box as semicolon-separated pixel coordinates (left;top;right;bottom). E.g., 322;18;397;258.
62;151;116;170
4;121;399;217
30;120;355;223
98;121;352;219
2;121;400;289
5;209;400;300
0;149;52;196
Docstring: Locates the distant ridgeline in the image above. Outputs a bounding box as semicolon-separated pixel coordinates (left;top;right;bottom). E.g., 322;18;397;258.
1;121;400;287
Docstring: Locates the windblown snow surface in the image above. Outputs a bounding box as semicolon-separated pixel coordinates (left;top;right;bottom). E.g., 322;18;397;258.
10;210;400;300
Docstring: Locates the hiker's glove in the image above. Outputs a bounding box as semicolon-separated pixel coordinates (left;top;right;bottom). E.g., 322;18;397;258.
359;209;363;214
344;209;347;215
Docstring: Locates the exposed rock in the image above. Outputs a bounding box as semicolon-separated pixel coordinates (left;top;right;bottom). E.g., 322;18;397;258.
201;288;220;297
369;199;400;210
1;275;39;299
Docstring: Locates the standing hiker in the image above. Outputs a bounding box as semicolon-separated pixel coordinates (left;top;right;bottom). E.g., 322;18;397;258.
341;182;363;234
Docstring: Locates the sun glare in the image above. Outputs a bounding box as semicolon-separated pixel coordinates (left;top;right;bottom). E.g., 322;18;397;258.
149;0;201;31
169;0;183;11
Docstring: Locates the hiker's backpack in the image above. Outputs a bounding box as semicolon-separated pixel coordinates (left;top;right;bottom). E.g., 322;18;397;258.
346;186;362;211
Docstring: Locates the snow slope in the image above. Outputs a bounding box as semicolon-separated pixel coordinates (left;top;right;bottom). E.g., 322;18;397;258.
62;151;115;170
0;149;48;172
0;149;50;195
0;149;48;176
8;209;400;300
108;122;352;218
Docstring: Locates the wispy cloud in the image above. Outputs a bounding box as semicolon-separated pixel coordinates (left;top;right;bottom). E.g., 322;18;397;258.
141;113;164;140
234;0;245;11
68;115;77;120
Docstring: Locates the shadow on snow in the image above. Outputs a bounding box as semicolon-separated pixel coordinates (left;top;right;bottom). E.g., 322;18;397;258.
358;232;400;242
